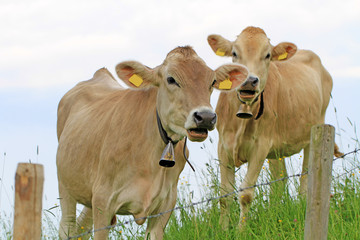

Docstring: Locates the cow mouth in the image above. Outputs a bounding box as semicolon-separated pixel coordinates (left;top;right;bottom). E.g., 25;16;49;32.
239;90;256;99
187;128;208;142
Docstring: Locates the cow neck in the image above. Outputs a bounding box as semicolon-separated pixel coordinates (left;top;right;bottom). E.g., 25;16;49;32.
237;90;264;120
156;109;178;145
156;110;195;172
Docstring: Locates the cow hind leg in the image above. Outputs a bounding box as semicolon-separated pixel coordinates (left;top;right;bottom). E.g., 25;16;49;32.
300;145;310;195
76;206;93;240
268;157;288;202
59;185;77;239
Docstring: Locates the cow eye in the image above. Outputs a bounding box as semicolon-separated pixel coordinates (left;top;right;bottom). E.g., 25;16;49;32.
210;80;216;89
211;80;216;87
265;53;271;59
167;76;180;87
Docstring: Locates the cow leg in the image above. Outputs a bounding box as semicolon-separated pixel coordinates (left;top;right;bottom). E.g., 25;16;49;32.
238;155;266;230
268;157;288;201
218;145;235;229
92;190;113;239
59;184;77;239
145;189;177;240
76;206;93;240
299;145;310;195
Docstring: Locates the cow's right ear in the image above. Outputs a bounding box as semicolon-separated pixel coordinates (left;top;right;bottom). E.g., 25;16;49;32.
207;34;233;57
214;64;249;91
116;61;157;88
271;42;297;61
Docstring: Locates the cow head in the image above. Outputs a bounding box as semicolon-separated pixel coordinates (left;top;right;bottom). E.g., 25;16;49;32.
116;46;248;142
208;27;297;107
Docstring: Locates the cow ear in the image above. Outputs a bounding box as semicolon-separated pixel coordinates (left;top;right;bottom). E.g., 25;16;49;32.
207;34;233;57
271;42;297;61
116;61;157;88
214;64;249;91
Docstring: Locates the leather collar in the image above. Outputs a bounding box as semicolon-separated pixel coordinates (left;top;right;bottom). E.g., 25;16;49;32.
156;110;178;145
156;110;195;171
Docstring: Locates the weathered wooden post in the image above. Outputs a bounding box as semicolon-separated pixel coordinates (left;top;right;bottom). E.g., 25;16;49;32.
304;124;334;240
13;163;44;240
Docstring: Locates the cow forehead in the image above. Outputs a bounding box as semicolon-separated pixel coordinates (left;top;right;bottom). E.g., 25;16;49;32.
163;48;214;86
235;27;270;55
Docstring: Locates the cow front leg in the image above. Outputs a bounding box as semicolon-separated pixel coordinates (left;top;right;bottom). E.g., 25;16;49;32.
238;156;265;230
92;190;114;239
145;189;177;240
268;157;288;201
58;184;77;239
218;145;236;229
299;145;310;195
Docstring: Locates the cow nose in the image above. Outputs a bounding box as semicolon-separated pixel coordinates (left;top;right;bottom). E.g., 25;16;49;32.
248;76;259;87
242;76;259;88
193;111;217;129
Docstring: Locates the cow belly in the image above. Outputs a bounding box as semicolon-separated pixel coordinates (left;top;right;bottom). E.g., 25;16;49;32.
267;143;306;159
113;172;178;222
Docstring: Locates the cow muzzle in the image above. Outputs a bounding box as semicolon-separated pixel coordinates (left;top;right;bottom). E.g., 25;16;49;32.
238;76;259;102
186;108;217;142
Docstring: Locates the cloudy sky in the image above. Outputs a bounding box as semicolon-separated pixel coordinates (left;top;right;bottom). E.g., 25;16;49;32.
1;0;360;218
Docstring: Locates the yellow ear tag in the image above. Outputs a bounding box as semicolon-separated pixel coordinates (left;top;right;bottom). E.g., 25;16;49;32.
129;74;143;87
219;78;232;90
216;49;226;56
278;52;288;61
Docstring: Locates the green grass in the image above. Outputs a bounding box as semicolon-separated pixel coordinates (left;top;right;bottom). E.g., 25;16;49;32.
163;156;360;240
1;151;359;239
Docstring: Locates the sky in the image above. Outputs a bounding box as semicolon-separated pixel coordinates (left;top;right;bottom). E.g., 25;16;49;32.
1;0;360;224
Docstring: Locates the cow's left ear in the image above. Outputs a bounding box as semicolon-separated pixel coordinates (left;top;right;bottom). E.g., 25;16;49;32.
213;64;249;91
271;42;297;61
116;61;158;88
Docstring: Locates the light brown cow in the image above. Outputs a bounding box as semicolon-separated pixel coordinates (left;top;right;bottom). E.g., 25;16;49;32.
56;46;249;239
207;27;342;229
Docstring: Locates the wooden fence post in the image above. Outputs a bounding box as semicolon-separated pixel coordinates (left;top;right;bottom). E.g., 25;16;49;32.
304;124;335;240
13;163;44;240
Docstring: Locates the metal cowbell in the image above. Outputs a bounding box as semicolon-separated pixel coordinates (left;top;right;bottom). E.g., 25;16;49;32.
159;141;175;167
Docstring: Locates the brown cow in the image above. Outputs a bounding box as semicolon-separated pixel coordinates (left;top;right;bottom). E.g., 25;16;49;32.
207;27;342;229
56;46;249;239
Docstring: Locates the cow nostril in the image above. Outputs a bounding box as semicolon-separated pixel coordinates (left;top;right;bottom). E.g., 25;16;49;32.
194;112;203;124
210;114;217;125
250;76;259;87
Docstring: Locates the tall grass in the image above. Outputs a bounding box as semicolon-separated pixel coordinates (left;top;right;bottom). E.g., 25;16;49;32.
163;150;360;240
1;144;359;239
1;150;359;239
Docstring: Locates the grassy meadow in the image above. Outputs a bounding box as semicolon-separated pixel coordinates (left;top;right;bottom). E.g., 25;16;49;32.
1;135;359;239
163;155;360;240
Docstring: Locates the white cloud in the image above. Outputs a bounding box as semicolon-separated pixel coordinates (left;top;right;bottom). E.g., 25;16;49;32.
0;0;359;88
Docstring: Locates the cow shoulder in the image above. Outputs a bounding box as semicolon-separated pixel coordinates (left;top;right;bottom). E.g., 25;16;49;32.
57;68;123;139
